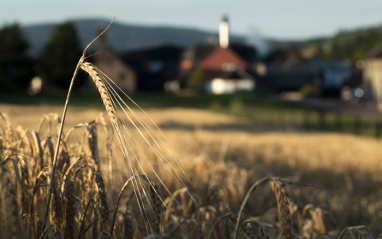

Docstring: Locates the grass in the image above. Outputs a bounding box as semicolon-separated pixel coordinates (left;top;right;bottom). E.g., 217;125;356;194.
2;91;381;138
1;106;382;238
0;91;288;109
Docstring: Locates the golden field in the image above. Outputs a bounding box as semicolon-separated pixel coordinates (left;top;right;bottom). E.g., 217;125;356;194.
0;103;381;238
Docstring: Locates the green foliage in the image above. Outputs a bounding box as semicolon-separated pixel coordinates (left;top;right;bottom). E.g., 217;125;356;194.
314;42;325;60
187;65;206;90
229;98;243;116
312;26;382;61
0;23;33;92
299;84;322;96
42;22;82;89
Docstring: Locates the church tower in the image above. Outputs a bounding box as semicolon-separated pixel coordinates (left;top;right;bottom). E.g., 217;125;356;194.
219;15;229;48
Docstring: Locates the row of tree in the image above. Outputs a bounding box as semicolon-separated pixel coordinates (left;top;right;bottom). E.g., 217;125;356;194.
314;27;382;61
0;22;82;93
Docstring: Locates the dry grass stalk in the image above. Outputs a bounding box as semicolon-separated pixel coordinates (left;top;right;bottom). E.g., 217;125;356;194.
57;148;70;173
37;218;45;239
0;165;24;239
208;184;230;215
259;225;269;239
243;223;257;239
95;171;109;231
271;179;293;239
195;219;204;239
75;163;93;203
31;131;44;171
310;207;326;238
92;212;99;239
98;113;113;180
1;107;382;237
64;177;77;238
86;122;101;171
52;176;63;230
17;129;34;156
49;113;61;136
0;136;3;158
123;214;135;239
0;113;15;144
18;155;31;216
43;137;54;166
150;183;161;235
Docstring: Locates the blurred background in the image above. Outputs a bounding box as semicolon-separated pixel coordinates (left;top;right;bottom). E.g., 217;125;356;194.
3;1;382;236
2;0;382;133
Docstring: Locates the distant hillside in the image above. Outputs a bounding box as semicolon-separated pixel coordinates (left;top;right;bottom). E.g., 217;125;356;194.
22;18;245;58
21;18;382;61
274;24;382;61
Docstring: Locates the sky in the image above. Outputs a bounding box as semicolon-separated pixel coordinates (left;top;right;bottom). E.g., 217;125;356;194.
2;0;382;40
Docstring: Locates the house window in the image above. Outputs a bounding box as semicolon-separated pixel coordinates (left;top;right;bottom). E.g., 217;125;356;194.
222;63;236;71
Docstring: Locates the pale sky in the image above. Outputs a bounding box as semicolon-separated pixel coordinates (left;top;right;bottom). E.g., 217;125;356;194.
2;0;382;40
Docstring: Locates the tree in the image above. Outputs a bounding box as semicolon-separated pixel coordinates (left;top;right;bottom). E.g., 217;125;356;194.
187;65;206;90
314;42;325;60
42;22;82;89
0;23;34;92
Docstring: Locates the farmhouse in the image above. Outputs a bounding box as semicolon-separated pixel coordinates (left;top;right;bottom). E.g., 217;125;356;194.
89;28;137;94
254;47;322;92
363;43;382;109
177;16;256;94
121;45;182;91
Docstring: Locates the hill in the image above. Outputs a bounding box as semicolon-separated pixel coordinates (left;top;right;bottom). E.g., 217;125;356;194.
21;18;245;58
274;24;382;61
21;18;382;61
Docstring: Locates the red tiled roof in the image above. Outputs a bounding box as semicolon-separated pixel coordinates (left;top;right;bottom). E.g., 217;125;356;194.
201;47;246;71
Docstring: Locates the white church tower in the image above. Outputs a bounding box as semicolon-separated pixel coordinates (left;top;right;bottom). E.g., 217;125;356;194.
219;15;229;49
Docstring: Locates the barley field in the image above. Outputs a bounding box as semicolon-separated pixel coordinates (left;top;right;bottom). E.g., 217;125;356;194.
1;102;381;239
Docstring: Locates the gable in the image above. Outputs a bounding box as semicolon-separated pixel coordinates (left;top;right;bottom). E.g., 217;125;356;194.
201;48;247;71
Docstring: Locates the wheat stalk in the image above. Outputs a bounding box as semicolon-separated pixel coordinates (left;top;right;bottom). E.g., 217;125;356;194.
150;183;161;235
31;131;44;171
86;122;101;171
0;165;24;239
123;214;135;239
39;16;193;237
42;18;115;229
64;177;76;238
19;155;31;217
95;171;109;232
271;179;293;239
52;175;63;231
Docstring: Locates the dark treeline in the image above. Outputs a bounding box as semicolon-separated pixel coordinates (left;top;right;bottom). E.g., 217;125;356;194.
2;20;382;93
0;23;34;92
0;21;81;93
313;26;382;61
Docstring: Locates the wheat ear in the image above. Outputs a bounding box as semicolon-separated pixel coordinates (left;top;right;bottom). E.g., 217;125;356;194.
80;62;117;127
18;155;31;217
123;214;135;239
150;183;161;235
95;171;109;232
42;17;115;228
271;179;293;239
64;177;76;238
52;176;63;231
